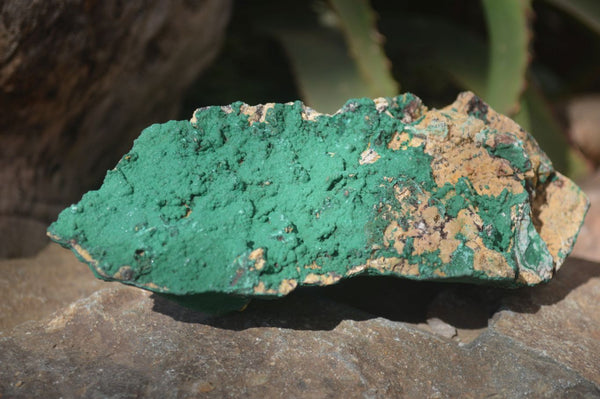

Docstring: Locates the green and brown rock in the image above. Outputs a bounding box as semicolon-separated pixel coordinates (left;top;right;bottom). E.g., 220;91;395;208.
47;92;589;313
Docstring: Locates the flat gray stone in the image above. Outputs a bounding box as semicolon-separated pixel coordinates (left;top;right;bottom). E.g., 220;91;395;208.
1;254;599;398
0;245;108;331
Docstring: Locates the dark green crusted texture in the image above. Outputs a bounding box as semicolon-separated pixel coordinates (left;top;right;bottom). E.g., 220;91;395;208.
48;92;589;314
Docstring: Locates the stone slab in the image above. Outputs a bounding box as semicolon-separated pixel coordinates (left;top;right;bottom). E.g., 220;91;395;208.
1;260;599;398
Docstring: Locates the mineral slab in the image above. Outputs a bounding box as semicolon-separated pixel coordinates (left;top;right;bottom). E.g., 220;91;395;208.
47;92;589;314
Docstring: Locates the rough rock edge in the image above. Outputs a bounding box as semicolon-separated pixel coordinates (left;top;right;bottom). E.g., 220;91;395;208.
48;92;589;303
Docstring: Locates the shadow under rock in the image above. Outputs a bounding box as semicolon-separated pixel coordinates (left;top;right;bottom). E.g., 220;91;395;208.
151;289;374;331
152;277;503;332
420;257;600;328
500;257;600;313
151;256;600;332
322;276;508;330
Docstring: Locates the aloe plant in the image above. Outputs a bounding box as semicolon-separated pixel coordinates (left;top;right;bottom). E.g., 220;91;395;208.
481;0;532;115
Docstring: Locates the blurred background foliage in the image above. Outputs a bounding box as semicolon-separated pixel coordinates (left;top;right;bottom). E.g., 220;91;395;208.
181;0;600;179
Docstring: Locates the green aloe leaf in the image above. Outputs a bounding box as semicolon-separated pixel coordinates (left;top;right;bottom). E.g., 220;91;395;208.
267;0;398;113
380;15;488;97
481;0;533;115
328;0;399;97
513;82;571;174
542;0;600;35
276;28;371;113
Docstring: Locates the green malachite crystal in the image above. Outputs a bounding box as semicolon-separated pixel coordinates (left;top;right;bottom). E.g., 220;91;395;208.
48;92;589;314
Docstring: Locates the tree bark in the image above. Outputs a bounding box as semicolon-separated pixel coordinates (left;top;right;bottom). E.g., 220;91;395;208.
0;0;232;257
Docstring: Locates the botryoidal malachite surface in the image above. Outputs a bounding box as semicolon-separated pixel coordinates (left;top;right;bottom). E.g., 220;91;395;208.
48;92;589;314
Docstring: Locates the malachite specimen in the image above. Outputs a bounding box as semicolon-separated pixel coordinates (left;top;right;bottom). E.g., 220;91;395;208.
48;92;589;314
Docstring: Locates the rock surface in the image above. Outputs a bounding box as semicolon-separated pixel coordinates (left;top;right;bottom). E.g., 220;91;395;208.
0;0;232;258
0;253;599;398
572;173;600;263
568;95;600;165
0;244;109;331
47;92;588;313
